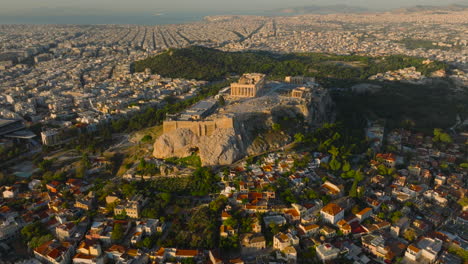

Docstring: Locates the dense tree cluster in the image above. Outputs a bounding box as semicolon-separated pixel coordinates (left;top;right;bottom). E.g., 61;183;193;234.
134;46;447;81
398;38;451;51
332;82;468;132
21;222;53;248
136;158;160;175
162;196;227;249
111;223;124;242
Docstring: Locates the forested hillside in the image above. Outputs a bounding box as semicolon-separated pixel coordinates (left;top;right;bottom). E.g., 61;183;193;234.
135;46;466;132
134;46;447;81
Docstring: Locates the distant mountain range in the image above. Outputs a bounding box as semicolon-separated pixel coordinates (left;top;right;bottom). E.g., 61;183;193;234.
269;4;467;16
391;4;468;13
272;4;370;15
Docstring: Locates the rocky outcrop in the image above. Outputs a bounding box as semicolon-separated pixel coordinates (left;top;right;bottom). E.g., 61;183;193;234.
153;91;333;166
153;127;245;166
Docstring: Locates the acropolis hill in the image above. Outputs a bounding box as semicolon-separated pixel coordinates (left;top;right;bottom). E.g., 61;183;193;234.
162;117;234;137
153;75;333;166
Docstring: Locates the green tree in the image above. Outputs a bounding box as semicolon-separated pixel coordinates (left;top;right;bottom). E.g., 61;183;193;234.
21;222;53;248
159;192;172;204
391;211;403;223
38;159;53;171
269;223;280;235
294;133;305;143
448;244;468;263
141;135;153;143
433;128;452;143
328;146;339;159
21;222;47;242
280;189;298;204
224;217;238;227
329;158;341;171
349;178;359;198
209;195;228;213
29;234;54;249
218;96;226;106
301;246;317;261
377;164;394;177
121;183;137;198
114;209;128;220
351;205;360;214
354;170;364;181
191;167;219;196
305;189;319;199
142;236;153;248
403;228;418;242
111;223;124;242
220;235;239;250
342;161;351;172
272;123;281;131
81;153;91;169
458;197;468;207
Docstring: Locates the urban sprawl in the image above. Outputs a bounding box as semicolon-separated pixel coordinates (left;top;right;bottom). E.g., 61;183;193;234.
0;7;467;264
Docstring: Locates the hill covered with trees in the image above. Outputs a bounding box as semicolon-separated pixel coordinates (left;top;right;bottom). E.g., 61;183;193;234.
134;46;447;81
134;46;465;132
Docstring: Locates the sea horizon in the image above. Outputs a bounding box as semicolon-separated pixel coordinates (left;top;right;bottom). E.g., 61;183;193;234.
0;13;208;25
0;10;289;25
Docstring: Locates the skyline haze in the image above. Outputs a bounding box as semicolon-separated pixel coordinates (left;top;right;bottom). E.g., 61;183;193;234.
1;0;467;18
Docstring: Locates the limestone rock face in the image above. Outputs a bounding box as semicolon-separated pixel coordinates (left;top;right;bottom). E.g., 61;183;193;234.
153;128;198;159
153;127;245;166
153;90;334;166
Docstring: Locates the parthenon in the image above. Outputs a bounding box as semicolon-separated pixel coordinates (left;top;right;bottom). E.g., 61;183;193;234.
230;73;266;97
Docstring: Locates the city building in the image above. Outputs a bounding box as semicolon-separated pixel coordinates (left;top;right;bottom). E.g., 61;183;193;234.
41;130;61;146
316;243;340;263
273;232;299;250
179;100;217;121
356;207;373;222
34;240;75;264
56;222;77;241
0;218;21;241
405;237;443;263
320;203;344;225
241;233;266;254
114;195;147;219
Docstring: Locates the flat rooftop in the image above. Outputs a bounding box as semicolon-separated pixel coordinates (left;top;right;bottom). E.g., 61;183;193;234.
0;119;20;128
4;130;36;139
0;119;25;136
189;100;216;111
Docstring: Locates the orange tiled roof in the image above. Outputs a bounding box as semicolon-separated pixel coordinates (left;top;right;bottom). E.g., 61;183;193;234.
376;153;396;161
34;240;54;255
221;211;231;218
321;203;343;216
303;224;319;231
0;206;11;213
176;249;198;257
337;219;348;226
356;208;372;216
408;244;420;253
285;209;300;217
106;244;126;253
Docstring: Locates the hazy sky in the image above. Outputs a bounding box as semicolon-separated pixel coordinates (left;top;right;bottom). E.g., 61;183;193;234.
2;0;467;15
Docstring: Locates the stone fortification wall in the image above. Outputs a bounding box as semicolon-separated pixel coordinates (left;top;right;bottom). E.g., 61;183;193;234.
163;117;234;137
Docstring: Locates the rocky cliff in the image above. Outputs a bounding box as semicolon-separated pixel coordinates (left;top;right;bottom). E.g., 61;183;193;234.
153;92;333;166
154;127;244;166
